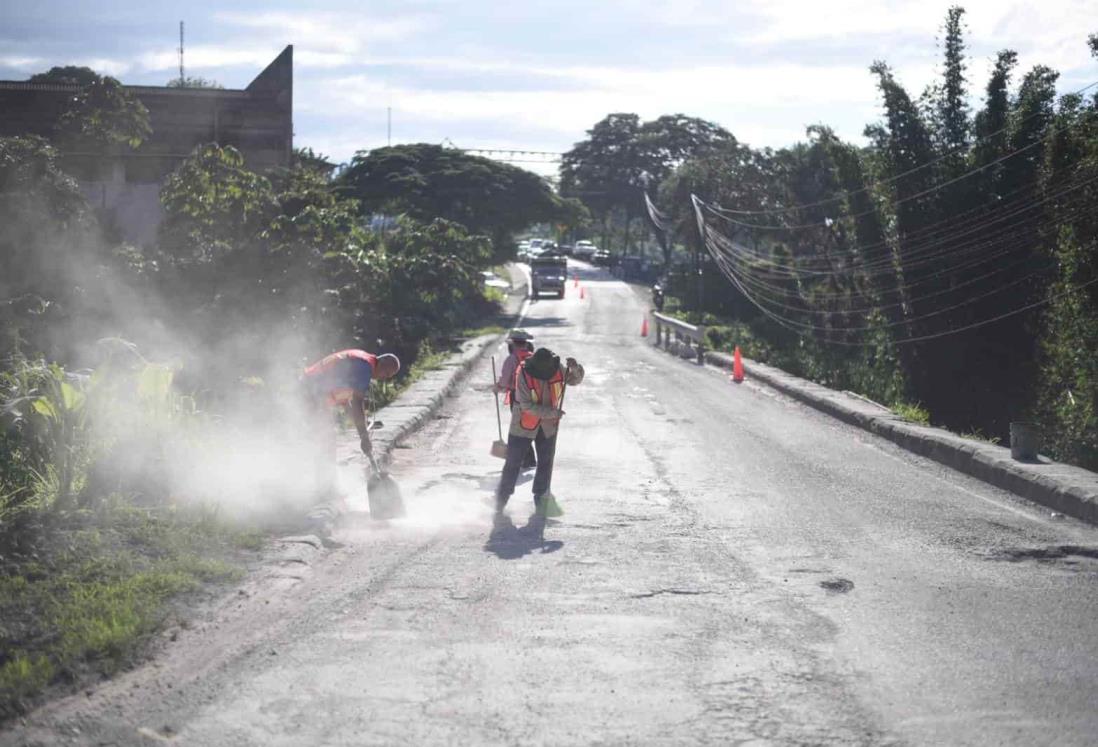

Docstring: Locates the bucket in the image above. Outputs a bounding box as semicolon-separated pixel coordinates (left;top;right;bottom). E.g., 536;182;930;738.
1009;421;1040;462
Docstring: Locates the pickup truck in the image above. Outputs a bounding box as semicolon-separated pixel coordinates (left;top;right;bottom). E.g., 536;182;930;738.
530;256;567;299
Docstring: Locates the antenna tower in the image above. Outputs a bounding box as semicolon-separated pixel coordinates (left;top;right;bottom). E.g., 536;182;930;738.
178;21;185;82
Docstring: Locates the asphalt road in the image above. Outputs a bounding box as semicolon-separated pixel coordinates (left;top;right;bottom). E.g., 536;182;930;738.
7;263;1098;746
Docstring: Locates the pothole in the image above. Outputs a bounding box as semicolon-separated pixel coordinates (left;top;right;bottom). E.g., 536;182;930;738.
819;578;855;594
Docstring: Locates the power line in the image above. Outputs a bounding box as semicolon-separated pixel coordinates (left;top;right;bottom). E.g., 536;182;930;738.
459;147;563;163
698;171;1098;279
693;194;1098;346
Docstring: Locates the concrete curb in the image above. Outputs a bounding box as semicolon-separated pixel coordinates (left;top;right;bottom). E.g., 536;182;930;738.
702;349;1098;525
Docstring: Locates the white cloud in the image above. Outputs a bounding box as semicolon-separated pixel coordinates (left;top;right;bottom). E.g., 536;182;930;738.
216;10;430;51
72;57;131;77
137;45;277;74
0;55;46;70
213;9;431;61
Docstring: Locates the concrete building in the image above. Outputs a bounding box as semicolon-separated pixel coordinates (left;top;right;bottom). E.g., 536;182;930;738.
0;46;293;246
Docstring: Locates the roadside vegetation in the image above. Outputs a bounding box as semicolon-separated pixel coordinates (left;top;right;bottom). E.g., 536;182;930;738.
0;69;568;718
563;10;1098;469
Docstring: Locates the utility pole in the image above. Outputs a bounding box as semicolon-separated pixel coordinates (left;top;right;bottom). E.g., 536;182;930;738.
178;21;185;82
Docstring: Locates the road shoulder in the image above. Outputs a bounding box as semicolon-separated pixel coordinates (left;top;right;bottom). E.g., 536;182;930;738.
703;347;1098;525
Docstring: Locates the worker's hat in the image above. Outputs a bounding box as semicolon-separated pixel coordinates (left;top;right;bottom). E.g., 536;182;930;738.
508;329;533;341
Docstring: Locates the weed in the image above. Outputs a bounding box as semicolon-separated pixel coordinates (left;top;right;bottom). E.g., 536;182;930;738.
891;402;931;425
962;429;1002;445
0;503;252;720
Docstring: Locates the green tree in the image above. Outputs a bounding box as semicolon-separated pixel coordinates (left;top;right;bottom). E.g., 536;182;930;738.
933;7;971;159
28;66;100;86
339;144;566;263
55;76;151;150
1037;229;1098;469
0;136;91;358
972;50;1018;176
160;144;277;266
867;61;940;331
562;113;733;258
166;76;223;89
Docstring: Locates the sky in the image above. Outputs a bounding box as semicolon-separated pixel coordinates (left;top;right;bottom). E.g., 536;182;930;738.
1;1;1095;176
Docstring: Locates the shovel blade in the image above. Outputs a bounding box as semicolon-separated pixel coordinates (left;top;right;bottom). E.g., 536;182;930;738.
490;440;509;459
367;473;406;519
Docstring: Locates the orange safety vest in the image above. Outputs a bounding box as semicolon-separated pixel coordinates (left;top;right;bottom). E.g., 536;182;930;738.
504;348;533;406
518;366;565;432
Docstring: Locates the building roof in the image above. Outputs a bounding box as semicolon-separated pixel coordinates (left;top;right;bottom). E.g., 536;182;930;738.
0;45;292;100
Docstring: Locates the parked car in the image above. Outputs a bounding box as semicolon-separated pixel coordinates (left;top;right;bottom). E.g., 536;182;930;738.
574;240;597;260
558;243;574;256
592;249;611;266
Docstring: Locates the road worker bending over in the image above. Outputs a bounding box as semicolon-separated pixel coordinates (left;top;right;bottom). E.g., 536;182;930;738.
494;346;584;517
302;349;400;497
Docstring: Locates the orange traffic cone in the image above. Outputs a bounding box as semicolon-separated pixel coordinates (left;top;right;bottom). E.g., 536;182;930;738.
641;316;649;337
580;286;586;300
732;346;745;383
573;274;579;288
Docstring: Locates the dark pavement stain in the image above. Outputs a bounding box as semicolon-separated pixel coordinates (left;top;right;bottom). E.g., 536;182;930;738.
630;588;714;599
819;578;855;594
988;545;1098;563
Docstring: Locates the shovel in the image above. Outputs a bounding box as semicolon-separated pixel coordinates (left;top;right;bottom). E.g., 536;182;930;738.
364;423;405;519
489;356;508;459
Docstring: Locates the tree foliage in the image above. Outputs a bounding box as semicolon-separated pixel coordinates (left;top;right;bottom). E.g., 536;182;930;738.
166;76;223;89
55;76;151;150
339;144;568;262
28;66;100;87
0;136;92;359
562;112;734;260
652;11;1098;462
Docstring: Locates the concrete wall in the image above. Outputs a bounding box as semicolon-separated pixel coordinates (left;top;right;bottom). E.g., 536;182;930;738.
0;45;293;247
79;162;163;247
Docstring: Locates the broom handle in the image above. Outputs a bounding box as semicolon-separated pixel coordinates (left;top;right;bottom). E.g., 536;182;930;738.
491;356;504;441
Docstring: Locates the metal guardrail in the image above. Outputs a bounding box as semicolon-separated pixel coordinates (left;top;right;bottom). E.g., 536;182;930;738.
652;312;706;364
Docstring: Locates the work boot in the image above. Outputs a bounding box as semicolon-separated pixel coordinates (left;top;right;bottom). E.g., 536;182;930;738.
533;493;564;518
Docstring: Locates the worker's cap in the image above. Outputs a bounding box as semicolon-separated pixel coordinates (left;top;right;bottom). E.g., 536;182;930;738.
508;329;533;341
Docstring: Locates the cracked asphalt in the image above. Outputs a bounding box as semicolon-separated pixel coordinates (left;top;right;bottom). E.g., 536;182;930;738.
5;263;1098;746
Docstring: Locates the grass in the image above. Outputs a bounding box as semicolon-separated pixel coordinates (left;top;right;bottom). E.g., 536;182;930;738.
891;402;931;426
458;323;506;338
961;429;1002;445
370;342;457;411
0;503;257;721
